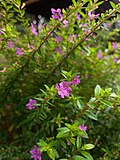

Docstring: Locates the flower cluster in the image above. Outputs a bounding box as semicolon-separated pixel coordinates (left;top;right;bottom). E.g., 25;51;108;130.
79;123;87;131
26;99;37;110
16;47;23;55
88;11;100;21
30;145;42;160
55;75;80;98
51;8;62;20
112;42;118;50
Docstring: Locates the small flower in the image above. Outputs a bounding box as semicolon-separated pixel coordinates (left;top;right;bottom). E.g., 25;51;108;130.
55;81;72;98
51;8;62;20
55;46;62;54
31;23;38;36
79;123;87;132
63;20;68;28
26;99;37;110
113;57;118;63
16;47;23;55
30;145;42;160
76;12;81;20
7;41;14;48
97;51;102;59
55;36;62;43
72;75;80;86
88;11;100;21
112;42;118;50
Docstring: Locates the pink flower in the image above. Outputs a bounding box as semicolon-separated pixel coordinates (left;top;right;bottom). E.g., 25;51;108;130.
76;12;81;20
26;99;37;110
112;42;118;50
16;47;23;55
97;51;102;59
113;57;118;63
55;81;72;98
31;23;38;36
72;75;80;86
51;8;62;20
55;36;62;43
55;46;62;54
63;20;68;28
88;11;100;21
7;41;14;48
30;145;42;160
79;123;87;132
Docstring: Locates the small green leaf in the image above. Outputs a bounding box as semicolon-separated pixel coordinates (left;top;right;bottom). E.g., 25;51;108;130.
94;85;101;98
56;127;70;138
47;148;55;160
110;1;117;9
99;99;112;107
72;0;77;7
85;110;98;121
72;155;86;160
82;144;94;150
77;99;84;109
80;151;94;160
78;130;88;139
76;135;82;149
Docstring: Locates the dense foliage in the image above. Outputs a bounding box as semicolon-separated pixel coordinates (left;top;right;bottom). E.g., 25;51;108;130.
0;0;120;159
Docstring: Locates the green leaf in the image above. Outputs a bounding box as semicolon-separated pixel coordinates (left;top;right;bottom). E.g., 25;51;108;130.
85;110;98;121
77;99;84;109
99;99;112;107
56;127;70;138
72;0;77;7
110;92;118;98
94;85;101;98
82;144;94;150
76;135;82;149
80;151;94;160
37;139;47;148
78;130;88;139
72;155;86;160
110;1;117;9
47;148;55;160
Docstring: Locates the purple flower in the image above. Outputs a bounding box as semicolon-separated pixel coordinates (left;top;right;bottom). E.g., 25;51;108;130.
79;123;87;132
112;42;118;50
7;41;14;48
55;36;62;43
55;46;62;54
55;81;72;98
113;57;118;63
72;75;80;86
16;47;23;55
30;145;42;160
88;11;100;21
51;8;62;20
76;12;81;20
97;51;102;59
63;20;68;28
26;99;37;110
31;23;38;36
